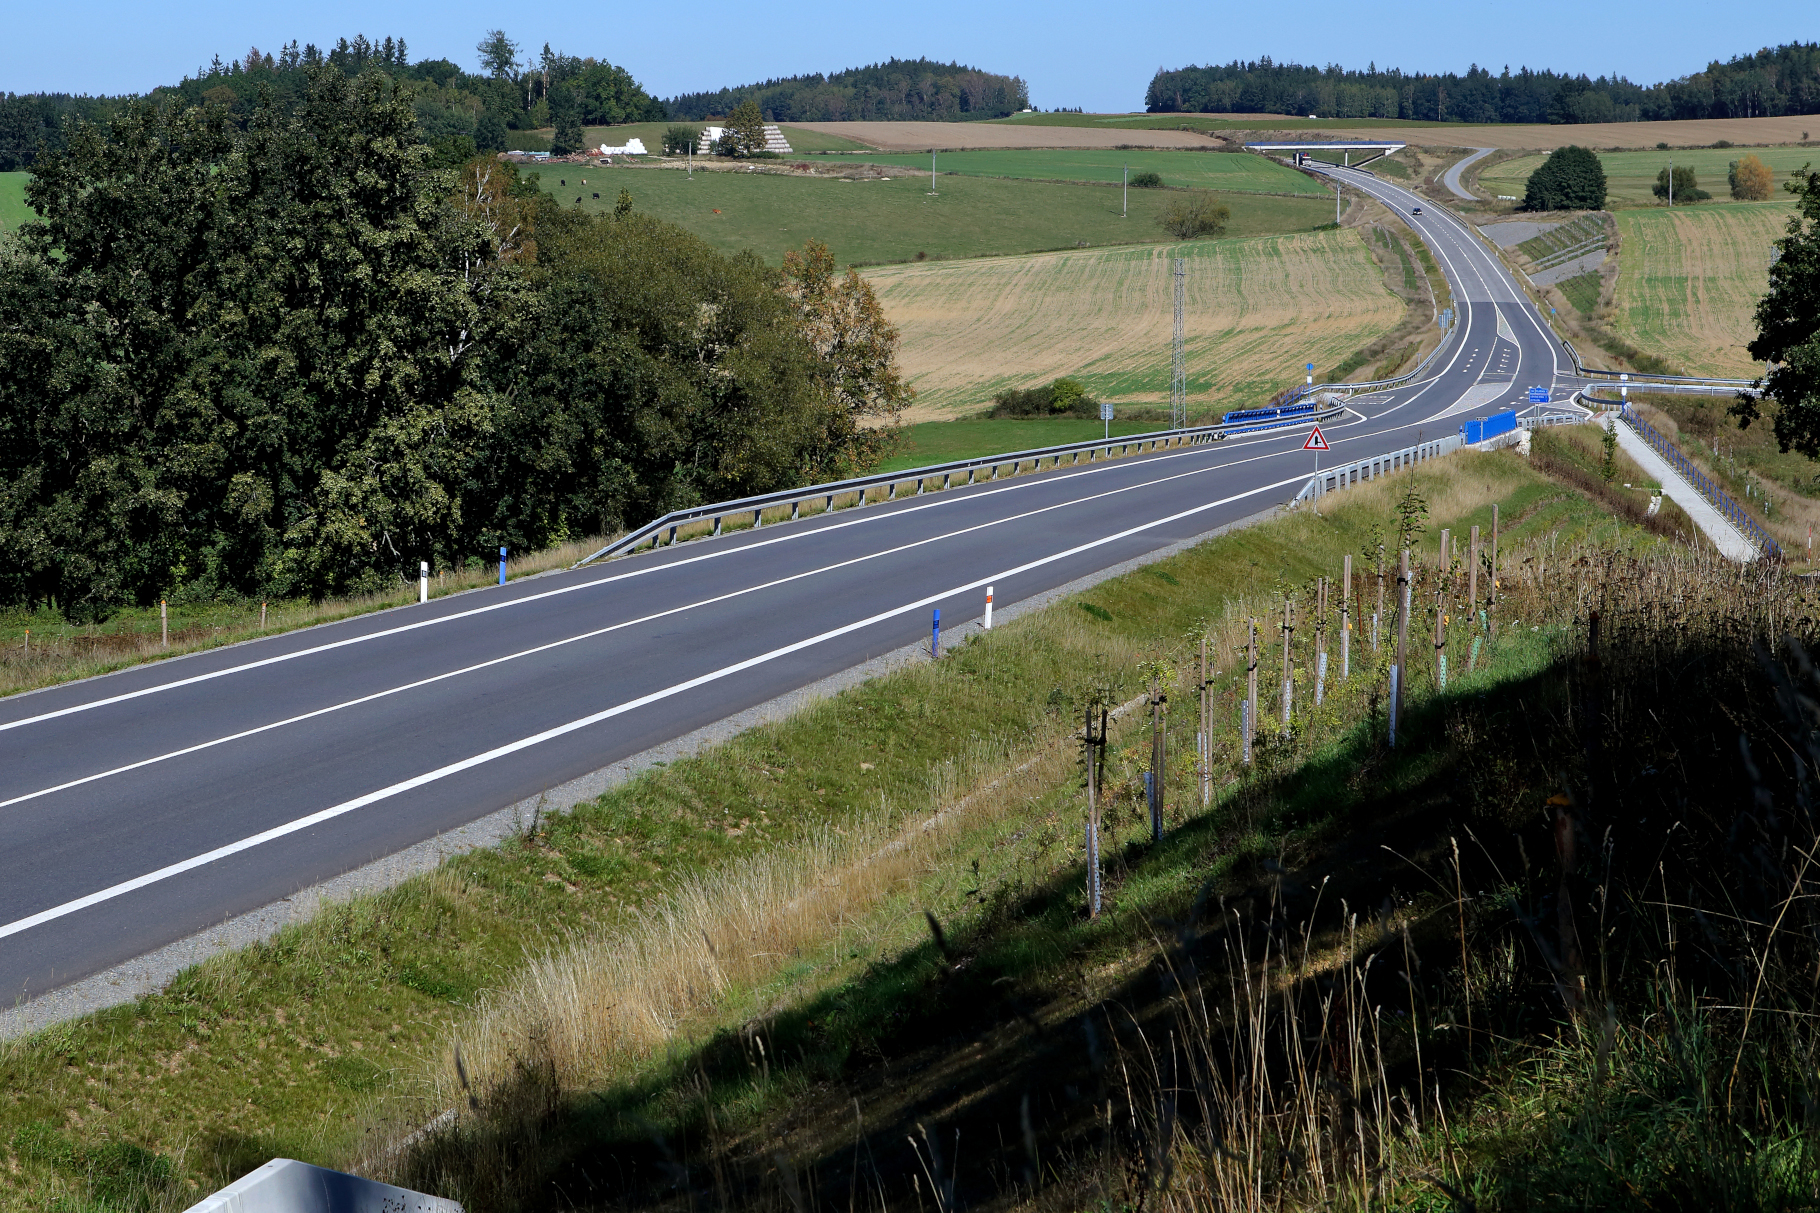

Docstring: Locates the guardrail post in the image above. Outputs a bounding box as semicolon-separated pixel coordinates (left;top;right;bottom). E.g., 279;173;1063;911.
668;524;679;545
888;481;897;500
753;508;763;529
712;517;721;537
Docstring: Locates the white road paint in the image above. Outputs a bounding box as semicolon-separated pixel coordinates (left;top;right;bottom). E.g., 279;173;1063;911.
2;440;1331;811
0;465;1317;942
0;421;1336;737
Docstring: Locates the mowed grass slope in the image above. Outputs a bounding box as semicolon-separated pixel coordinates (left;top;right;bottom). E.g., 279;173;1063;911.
1479;145;1816;207
0;172;32;233
852;147;1329;193
1613;202;1790;376
874;418;1170;472
559;165;1334;264
865;230;1402;417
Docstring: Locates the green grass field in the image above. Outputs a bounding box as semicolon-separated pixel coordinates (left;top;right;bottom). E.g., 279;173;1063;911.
554;166;1336;265
578;122;872;154
1479;146;1816;208
850;148;1328;194
874;417;1171;471
0;172;33;233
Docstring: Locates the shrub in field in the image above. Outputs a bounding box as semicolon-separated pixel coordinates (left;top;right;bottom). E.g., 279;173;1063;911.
1522;144;1606;211
1730;153;1773;200
1157;189;1230;239
989;377;1098;418
1128;170;1163;188
662;124;698;155
1653;164;1710;203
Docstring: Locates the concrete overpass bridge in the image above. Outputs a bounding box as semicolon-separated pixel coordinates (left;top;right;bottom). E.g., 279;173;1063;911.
1243;139;1407;167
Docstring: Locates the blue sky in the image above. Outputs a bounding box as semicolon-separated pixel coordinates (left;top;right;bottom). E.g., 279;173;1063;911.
4;0;1813;111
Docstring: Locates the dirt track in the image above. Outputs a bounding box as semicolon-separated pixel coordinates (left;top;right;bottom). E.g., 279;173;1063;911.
799;115;1820;154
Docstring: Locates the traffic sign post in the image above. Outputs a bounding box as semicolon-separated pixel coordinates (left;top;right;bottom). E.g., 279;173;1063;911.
1304;425;1330;509
1100;400;1114;439
1527;386;1550;404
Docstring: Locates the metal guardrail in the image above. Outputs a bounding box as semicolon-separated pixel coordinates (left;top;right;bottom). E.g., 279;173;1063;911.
1600;400;1781;558
1560;339;1757;391
574;404;1346;567
1294;435;1464;505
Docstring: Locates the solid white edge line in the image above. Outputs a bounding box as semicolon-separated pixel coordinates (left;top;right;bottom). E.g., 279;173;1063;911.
0;421;1317;736
0;466;1312;941
2;442;1305;811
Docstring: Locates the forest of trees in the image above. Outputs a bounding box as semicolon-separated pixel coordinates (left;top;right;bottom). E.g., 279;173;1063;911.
1146;42;1820;123
0;31;665;171
0;68;907;618
665;58;1028;122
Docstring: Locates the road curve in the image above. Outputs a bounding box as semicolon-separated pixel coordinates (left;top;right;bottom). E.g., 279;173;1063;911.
0;167;1570;1008
1442;148;1498;200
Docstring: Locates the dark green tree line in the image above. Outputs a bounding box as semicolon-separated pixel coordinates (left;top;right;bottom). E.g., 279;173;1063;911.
0;69;907;618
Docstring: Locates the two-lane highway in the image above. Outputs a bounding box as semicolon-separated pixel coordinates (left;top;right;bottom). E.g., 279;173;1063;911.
0;164;1568;1008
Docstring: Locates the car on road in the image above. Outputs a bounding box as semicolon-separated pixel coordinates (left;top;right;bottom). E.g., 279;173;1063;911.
1411;206;1424;216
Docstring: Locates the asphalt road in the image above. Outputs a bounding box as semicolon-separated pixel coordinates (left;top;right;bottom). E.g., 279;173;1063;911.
0;167;1572;1006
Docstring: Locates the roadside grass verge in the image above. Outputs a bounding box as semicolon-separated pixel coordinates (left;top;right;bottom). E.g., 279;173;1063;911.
0;537;606;701
0;449;1635;1211
874;418;1172;472
398;505;1820;1212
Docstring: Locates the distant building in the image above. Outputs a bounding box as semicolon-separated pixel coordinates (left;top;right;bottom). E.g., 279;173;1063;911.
697;124;793;155
597;137;648;156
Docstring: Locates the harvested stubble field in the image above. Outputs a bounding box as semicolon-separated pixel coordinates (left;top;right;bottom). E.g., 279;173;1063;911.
850;147;1328;194
561;165;1334;266
864;230;1403;419
1610;202;1791;377
1479;145;1816;208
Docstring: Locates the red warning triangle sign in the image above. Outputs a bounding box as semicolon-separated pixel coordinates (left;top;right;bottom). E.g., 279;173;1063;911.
1303;425;1330;451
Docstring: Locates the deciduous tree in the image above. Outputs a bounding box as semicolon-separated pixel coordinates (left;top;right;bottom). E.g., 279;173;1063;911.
1735;168;1820;456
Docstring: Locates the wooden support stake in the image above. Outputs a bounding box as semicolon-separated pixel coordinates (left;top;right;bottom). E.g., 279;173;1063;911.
1469;525;1480;612
1246;620;1258;765
1393;549;1410;746
1342;554;1352;680
1490;504;1500;605
1281;596;1294;729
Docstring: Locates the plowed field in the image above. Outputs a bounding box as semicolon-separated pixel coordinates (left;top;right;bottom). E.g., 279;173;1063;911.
865;230;1402;420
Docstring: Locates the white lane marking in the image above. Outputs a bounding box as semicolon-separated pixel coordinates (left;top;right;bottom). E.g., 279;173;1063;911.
0;427;1305;736
0;466;1313;941
2;440;1318;809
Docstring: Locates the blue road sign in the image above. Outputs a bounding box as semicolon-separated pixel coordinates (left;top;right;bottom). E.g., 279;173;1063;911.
1527;386;1550;403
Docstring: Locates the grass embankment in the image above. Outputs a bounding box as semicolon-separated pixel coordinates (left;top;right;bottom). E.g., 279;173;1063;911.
0;172;34;232
866;229;1401;419
0;449;1640;1211
848;147;1328;194
1479;145;1817;208
1626;394;1818;559
0;537;605;701
1612;202;1792;377
987;112;1457;132
390;469;1820;1211
556;165;1335;265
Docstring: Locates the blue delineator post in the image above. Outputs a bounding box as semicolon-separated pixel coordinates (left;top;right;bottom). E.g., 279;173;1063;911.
932;608;941;659
499;546;507;586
